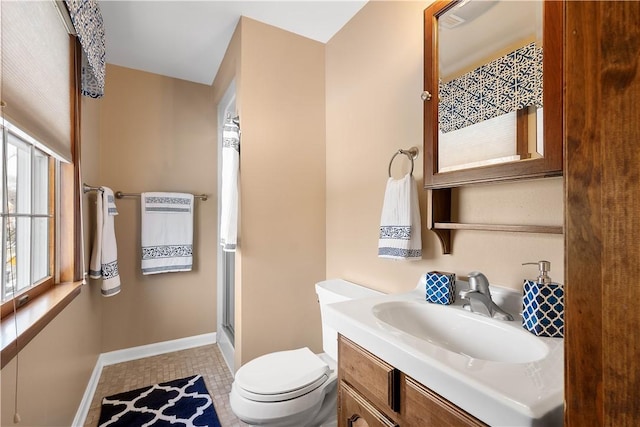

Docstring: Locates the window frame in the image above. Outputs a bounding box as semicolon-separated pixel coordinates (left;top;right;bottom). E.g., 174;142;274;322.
0;123;58;320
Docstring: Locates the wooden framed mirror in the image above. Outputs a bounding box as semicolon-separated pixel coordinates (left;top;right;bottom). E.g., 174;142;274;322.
423;0;563;189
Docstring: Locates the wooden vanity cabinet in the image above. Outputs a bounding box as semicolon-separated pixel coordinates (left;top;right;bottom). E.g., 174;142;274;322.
338;335;487;427
338;334;401;414
339;381;399;427
402;376;487;427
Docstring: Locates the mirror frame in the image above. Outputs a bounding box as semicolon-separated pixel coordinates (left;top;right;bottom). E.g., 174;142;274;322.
423;0;563;189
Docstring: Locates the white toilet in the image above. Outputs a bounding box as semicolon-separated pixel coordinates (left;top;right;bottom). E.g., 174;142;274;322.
229;279;382;427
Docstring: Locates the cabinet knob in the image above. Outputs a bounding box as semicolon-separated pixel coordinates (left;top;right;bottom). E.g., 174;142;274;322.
421;91;432;101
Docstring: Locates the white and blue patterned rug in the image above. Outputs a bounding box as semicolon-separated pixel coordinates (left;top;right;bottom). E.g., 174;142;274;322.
98;375;221;427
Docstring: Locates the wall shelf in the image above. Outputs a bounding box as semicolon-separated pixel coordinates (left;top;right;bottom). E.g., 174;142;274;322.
433;222;563;234
429;188;564;254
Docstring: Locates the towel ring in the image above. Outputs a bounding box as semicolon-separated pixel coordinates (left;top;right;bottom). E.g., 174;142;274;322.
388;147;419;177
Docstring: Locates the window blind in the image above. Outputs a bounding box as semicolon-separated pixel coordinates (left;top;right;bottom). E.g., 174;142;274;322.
1;0;73;162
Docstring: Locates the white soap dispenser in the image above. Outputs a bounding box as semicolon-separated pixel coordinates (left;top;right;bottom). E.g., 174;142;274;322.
521;260;564;338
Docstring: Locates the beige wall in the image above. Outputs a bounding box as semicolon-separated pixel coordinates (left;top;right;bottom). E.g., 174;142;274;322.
98;65;218;351
212;23;241;111
1;97;103;426
230;18;327;365
325;1;563;294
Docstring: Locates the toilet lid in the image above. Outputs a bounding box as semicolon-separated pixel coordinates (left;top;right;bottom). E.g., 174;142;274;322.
235;347;330;402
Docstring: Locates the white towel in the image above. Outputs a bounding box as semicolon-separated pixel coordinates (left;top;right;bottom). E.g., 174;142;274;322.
220;117;240;252
141;192;194;275
89;187;121;296
378;174;422;260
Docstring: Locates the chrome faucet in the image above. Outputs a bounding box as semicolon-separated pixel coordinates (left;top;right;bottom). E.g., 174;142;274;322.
459;272;514;321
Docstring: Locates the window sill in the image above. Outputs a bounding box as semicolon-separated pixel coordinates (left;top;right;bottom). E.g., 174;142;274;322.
0;281;83;369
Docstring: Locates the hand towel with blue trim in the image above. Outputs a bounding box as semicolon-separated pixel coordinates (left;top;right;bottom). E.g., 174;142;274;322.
378;174;422;260
89;187;121;296
220;116;240;252
141;192;194;275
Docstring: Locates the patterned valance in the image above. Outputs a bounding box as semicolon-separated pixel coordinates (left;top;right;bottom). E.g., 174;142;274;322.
439;42;543;134
64;0;106;98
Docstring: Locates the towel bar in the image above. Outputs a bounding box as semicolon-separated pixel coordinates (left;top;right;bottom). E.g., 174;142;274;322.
83;183;102;193
116;191;208;201
388;146;419;177
83;184;208;201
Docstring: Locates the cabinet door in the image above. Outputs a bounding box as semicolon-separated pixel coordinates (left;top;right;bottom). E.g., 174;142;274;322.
339;335;400;413
339;381;399;427
403;376;488;427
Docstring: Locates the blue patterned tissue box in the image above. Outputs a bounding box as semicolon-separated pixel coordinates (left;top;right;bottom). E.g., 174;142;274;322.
522;280;564;338
425;271;456;305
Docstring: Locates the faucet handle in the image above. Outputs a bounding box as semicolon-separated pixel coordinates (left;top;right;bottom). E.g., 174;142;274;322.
467;271;491;296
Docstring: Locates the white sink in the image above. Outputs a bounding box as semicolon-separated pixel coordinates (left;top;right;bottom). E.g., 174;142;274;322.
324;280;564;427
372;300;548;363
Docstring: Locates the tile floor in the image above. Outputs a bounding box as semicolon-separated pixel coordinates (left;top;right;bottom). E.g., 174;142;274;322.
83;344;248;427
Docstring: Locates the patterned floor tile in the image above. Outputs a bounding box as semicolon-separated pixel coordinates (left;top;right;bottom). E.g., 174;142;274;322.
83;344;247;427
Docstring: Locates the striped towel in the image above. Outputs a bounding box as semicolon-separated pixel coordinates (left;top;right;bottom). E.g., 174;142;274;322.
377;174;422;260
220;116;240;252
89;187;121;296
141;192;194;275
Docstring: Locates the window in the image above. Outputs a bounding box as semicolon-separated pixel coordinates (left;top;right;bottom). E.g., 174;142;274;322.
0;0;85;367
0;122;57;315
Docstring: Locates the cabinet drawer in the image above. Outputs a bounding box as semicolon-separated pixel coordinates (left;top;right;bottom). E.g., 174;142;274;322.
339;381;399;427
338;335;400;412
403;376;488;427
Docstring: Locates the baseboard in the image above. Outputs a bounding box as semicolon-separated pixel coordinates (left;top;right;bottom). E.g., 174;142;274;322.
73;332;216;426
99;332;216;366
72;355;105;427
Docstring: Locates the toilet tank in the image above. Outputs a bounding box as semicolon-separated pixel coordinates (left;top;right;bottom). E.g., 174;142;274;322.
315;279;383;360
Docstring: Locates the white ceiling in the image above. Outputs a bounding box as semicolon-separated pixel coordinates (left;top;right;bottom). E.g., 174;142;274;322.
98;1;368;85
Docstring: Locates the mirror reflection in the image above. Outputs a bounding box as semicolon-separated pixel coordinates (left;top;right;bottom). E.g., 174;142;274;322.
437;0;543;173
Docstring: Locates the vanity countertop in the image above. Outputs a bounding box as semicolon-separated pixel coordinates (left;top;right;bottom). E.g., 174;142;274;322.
325;283;563;427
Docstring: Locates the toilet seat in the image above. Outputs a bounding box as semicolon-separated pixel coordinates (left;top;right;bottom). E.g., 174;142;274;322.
235;347;330;402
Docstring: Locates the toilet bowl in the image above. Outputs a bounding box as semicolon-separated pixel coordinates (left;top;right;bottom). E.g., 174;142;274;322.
230;349;337;427
229;279;382;427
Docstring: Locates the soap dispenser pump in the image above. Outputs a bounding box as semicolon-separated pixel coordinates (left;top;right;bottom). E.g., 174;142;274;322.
522;260;552;285
521;260;564;338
